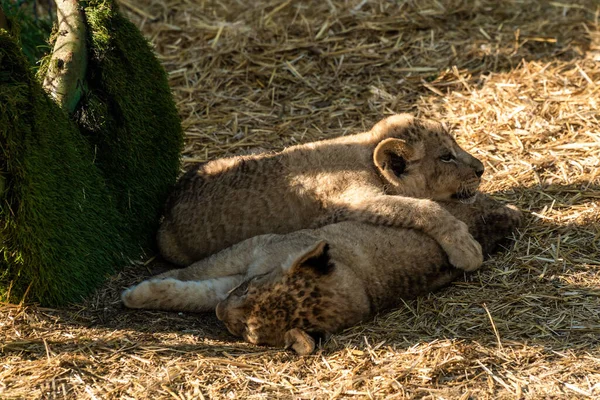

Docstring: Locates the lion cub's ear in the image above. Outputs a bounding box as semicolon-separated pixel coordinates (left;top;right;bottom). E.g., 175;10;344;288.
283;240;334;275
284;328;316;355
373;138;424;185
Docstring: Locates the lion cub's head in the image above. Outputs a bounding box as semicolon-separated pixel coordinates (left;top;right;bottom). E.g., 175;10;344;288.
370;114;484;202
216;241;347;355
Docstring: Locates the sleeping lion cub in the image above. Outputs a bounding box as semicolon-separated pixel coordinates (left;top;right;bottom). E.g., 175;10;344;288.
158;114;486;272
123;195;521;354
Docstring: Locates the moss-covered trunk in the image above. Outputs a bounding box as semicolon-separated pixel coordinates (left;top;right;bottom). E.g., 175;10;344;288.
76;0;183;251
41;0;185;254
0;0;183;305
0;33;126;305
0;8;7;31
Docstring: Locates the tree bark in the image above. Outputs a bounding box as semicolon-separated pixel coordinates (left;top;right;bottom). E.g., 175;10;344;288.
42;0;87;114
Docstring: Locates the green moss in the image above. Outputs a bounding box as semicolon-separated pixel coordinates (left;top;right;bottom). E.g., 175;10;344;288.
0;33;126;305
1;1;53;69
78;0;183;250
0;1;182;305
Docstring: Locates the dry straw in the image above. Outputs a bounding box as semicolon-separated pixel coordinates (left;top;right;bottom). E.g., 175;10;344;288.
1;0;599;398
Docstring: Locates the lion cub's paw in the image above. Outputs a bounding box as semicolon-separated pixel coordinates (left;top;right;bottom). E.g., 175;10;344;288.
440;221;484;272
121;282;149;308
121;279;171;309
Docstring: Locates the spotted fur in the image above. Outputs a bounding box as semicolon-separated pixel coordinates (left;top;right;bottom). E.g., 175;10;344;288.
215;196;522;354
123;196;522;354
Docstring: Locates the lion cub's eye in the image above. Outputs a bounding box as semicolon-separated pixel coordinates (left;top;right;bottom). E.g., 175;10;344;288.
440;153;455;163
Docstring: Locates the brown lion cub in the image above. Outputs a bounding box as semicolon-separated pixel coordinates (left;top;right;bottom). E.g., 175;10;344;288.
158;114;485;272
214;196;522;354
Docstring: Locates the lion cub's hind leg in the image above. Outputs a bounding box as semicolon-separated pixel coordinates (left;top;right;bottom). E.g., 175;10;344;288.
122;275;244;312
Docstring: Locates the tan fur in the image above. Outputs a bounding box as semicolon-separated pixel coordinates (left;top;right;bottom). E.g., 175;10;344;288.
214;196;522;354
157;114;486;271
123;196;522;354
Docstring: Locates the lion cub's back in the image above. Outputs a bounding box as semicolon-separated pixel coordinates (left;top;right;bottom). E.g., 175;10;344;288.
158;155;321;265
318;222;459;312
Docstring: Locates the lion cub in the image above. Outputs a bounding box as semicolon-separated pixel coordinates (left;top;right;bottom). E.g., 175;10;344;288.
158;114;486;272
214;196;522;354
123;196;521;355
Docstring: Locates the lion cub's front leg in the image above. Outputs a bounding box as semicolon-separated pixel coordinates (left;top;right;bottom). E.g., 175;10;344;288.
122;275;245;312
332;194;483;271
121;236;273;312
122;232;320;312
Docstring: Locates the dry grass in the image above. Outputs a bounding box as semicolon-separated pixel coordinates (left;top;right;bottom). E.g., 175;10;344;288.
2;0;600;398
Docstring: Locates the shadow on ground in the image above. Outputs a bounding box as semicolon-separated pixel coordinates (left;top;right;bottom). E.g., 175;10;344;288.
2;182;597;362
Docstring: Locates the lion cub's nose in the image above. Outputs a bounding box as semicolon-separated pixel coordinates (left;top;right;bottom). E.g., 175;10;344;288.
474;160;485;178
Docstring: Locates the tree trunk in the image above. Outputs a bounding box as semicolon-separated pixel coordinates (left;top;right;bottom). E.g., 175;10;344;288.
42;0;87;114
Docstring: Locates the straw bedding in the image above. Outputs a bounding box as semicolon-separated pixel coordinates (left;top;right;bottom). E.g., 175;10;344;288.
1;0;599;398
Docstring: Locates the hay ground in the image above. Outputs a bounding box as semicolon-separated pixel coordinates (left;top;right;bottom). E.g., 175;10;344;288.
1;0;600;398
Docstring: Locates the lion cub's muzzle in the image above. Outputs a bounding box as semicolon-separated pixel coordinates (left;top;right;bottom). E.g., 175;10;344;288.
452;188;479;204
453;176;482;204
460;152;484;179
453;155;484;204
